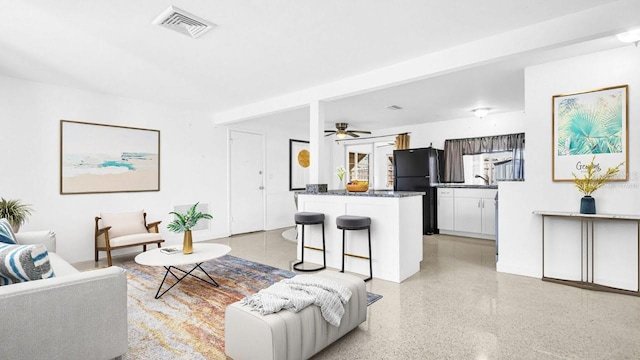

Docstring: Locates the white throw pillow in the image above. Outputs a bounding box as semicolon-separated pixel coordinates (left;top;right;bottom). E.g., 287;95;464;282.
100;210;148;239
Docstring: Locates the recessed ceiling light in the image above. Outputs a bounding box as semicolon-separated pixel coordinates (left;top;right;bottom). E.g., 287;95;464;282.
473;108;490;118
386;105;403;110
616;29;640;46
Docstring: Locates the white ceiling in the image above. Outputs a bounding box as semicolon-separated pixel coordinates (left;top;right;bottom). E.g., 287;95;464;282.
324;35;627;131
0;0;634;131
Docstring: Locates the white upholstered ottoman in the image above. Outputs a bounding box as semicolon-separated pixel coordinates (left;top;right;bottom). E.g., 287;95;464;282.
225;270;367;360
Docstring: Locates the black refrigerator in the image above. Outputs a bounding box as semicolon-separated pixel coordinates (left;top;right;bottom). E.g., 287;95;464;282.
393;147;444;235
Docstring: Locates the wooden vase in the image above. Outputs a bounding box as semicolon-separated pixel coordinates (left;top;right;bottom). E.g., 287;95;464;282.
183;230;193;254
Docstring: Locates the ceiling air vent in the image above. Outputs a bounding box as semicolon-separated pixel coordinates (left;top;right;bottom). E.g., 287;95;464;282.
153;5;216;39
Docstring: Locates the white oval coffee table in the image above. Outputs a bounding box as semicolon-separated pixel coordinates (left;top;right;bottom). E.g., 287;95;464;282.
135;243;231;299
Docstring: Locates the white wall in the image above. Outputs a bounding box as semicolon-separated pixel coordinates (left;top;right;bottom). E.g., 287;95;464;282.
0;75;230;263
498;46;640;277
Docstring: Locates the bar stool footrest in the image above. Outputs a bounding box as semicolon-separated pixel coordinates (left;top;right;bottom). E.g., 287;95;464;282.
292;261;326;272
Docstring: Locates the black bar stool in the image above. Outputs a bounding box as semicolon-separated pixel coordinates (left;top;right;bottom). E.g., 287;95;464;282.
337;215;372;282
292;212;326;272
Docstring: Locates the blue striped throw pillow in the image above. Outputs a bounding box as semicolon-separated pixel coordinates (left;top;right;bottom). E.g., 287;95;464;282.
0;243;56;286
0;218;16;244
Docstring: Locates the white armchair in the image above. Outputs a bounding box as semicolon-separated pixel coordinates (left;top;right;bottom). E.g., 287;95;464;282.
95;210;164;266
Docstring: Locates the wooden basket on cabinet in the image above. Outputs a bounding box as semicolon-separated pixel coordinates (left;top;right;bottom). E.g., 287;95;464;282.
346;181;369;192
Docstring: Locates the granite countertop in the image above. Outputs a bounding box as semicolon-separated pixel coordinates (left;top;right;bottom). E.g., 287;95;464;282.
435;184;498;189
296;189;425;198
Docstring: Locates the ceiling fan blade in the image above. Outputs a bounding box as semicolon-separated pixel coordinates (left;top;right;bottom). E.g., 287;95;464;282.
349;130;372;134
324;130;336;133
346;132;360;138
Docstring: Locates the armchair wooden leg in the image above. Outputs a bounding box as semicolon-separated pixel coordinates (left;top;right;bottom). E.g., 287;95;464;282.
107;250;113;267
95;249;98;262
157;243;162;248
143;244;147;252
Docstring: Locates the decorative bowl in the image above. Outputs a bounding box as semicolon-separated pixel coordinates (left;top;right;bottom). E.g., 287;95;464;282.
346;182;369;192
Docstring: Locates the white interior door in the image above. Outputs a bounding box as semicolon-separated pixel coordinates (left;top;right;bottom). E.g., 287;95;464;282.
230;130;265;234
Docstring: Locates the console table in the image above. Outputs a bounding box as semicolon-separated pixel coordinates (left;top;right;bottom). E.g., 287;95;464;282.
533;211;640;296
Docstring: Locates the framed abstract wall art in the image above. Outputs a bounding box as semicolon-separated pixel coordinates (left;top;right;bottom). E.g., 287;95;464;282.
60;120;160;194
552;85;628;181
289;139;310;191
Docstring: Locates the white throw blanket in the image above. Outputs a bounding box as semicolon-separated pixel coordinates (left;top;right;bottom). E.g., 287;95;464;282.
241;275;352;327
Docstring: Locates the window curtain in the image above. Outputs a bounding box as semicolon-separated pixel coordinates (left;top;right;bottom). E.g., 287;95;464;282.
444;139;465;183
443;133;525;182
395;133;410;150
512;133;525;179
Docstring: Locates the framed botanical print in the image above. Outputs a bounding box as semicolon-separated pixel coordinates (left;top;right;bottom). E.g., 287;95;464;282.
552;85;628;181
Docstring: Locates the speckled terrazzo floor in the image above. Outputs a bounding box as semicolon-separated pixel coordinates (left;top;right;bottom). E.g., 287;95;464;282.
79;230;640;359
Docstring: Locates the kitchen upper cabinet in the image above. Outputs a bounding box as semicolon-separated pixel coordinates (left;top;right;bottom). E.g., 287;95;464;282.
438;188;497;239
437;188;454;231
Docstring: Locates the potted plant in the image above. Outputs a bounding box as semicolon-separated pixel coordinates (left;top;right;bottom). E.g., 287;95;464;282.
572;156;624;214
0;198;33;232
336;166;346;189
167;202;213;254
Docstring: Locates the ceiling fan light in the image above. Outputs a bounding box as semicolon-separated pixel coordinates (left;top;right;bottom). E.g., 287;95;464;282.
336;132;347;139
616;29;640;45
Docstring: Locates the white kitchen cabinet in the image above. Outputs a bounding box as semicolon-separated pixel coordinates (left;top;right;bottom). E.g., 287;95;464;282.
437;188;454;231
454;197;483;233
481;196;496;236
438;187;497;239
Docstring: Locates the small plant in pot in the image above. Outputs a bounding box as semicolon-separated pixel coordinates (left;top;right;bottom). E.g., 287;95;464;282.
336;166;346;188
572;156;624;214
0;198;33;232
167;202;212;254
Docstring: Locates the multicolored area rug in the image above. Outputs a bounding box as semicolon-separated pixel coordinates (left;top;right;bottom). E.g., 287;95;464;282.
120;255;382;359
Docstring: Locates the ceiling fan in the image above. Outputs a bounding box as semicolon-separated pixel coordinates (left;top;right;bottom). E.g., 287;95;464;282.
324;122;372;139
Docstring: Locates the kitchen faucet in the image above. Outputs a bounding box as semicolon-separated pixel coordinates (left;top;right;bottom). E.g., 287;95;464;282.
475;174;489;185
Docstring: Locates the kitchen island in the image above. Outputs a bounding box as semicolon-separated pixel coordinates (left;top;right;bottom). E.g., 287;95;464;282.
296;190;424;283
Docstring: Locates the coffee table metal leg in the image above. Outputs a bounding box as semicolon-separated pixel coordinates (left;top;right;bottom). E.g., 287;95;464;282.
154;262;220;299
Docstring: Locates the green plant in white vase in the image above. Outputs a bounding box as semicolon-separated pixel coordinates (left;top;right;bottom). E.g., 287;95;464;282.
336;166;346;188
0;198;33;232
167;202;212;254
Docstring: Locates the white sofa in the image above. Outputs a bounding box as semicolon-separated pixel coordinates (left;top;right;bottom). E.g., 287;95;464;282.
0;231;128;360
